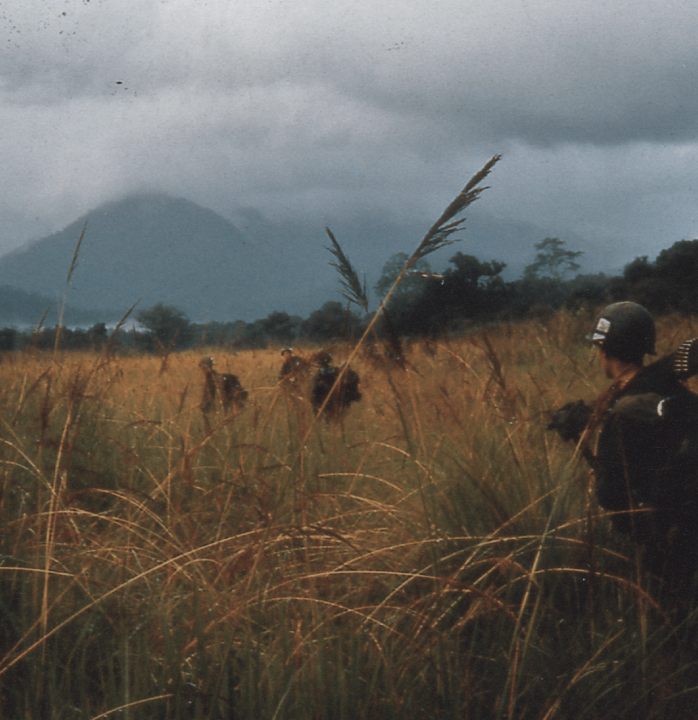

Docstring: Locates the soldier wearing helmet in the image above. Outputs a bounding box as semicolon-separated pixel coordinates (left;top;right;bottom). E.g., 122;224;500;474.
588;301;656;368
548;302;698;600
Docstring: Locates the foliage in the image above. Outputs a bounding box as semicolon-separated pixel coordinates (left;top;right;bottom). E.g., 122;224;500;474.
524;237;583;280
655;239;698;285
611;240;698;314
374;252;432;302
136;301;194;349
0;328;17;352
381;251;509;335
231;311;305;349
21;322;118;352
4;236;698;355
301;300;363;342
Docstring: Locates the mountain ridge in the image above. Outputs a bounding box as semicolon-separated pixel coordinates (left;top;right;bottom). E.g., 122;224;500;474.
0;194;333;323
0;193;602;325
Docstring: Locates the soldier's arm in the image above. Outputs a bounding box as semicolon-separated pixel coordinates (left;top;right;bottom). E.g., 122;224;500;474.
546;400;592;443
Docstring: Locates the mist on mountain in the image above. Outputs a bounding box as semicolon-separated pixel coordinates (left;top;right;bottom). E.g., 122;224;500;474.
0;193;599;326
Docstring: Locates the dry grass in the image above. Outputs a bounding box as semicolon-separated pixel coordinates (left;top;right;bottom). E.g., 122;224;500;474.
1;311;697;719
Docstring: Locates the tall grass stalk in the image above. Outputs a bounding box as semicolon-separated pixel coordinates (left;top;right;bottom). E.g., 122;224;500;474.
307;154;501;450
53;221;87;359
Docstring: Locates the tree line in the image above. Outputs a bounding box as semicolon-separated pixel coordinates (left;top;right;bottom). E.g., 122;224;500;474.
2;238;697;354
0;302;363;354
374;237;698;337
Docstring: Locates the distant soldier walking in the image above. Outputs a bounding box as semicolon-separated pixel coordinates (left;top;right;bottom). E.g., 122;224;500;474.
199;356;248;412
549;302;698;600
311;351;362;423
279;347;309;388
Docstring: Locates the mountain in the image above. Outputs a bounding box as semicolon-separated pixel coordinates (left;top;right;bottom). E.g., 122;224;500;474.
227;206;602;297
0;193;603;326
0;194;338;323
0;286;108;328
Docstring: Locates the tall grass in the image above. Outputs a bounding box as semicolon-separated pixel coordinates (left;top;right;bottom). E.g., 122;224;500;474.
1;311;698;719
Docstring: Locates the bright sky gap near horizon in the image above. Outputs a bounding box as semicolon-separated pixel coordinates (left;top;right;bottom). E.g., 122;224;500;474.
2;0;697;278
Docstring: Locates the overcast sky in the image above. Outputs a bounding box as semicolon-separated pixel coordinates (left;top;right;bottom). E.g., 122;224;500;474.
2;0;698;272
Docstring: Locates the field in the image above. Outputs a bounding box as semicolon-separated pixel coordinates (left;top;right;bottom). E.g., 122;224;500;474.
1;309;698;719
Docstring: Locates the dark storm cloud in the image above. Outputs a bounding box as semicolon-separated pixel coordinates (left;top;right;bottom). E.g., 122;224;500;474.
1;0;698;262
320;1;698;147
6;0;698;142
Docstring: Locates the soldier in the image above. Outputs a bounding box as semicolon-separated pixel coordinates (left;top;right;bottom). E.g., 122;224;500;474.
199;356;218;412
199;356;247;412
311;351;362;423
279;347;308;387
548;302;698;599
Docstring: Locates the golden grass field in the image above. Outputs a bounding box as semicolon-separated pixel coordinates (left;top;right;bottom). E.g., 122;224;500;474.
1;309;698;719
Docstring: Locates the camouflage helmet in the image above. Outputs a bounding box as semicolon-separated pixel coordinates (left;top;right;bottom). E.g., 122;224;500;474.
587;302;655;361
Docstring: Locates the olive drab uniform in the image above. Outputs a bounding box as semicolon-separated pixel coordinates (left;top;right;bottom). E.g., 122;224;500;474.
549;300;698;600
591;341;698;595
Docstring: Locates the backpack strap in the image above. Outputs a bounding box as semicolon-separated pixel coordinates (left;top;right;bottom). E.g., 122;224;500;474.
574;383;623;465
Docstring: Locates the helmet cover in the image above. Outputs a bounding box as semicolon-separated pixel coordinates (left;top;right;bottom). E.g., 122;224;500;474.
588;302;655;360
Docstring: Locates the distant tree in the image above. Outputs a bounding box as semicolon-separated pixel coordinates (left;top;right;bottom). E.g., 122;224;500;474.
623;255;655;284
655;239;698;285
630;278;676;314
136;302;194;349
196;320;247;347
257;311;302;345
614;240;698;314
392;252;508;334
87;322;108;350
652;240;698;313
237;320;270;349
374;252;432;301
524;238;583;281
437;252;508;323
302;301;361;342
448;252;506;287
0;327;17;352
563;273;611;310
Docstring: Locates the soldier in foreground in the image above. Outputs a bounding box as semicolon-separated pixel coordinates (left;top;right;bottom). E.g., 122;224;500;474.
548;302;698;600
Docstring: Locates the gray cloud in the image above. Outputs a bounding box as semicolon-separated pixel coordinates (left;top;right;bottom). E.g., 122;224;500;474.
2;0;698;270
